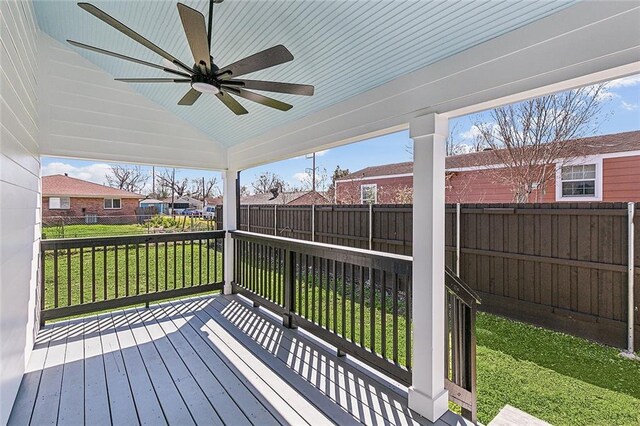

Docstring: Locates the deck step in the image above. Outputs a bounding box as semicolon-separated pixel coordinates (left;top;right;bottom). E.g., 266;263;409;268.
488;405;551;426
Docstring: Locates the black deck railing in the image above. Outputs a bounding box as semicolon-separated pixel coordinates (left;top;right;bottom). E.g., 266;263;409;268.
40;231;225;322
230;230;480;421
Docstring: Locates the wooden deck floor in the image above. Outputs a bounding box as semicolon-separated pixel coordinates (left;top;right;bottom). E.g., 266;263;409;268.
9;294;468;425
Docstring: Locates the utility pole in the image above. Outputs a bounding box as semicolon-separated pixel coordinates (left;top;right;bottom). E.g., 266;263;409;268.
202;177;205;205
171;168;176;217
152;166;156;196
305;152;317;192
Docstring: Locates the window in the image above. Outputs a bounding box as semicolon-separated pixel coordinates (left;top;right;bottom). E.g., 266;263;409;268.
104;198;121;209
85;214;97;224
361;184;377;204
560;164;596;197
48;197;70;209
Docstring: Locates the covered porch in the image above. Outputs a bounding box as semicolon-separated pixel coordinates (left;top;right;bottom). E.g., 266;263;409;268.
1;0;639;424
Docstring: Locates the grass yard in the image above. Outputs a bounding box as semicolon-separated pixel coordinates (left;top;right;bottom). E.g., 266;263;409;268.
476;313;640;425
42;223;148;239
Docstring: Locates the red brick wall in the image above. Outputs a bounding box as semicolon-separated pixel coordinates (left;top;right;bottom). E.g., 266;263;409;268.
603;155;640;202
43;197;140;218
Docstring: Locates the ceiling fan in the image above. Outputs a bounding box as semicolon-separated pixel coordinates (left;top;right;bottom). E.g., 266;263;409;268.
67;0;314;115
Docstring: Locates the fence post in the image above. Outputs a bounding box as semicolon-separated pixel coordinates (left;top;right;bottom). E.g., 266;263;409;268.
456;203;461;275
283;249;297;328
274;205;278;236
311;204;316;242
627;202;635;354
247;205;251;232
369;204;374;250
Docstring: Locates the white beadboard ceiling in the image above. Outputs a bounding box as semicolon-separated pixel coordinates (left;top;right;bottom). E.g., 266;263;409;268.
34;0;578;148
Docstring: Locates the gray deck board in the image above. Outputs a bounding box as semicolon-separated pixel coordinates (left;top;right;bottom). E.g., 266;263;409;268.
121;308;196;425
9;294;466;426
109;311;166;425
156;302;282;426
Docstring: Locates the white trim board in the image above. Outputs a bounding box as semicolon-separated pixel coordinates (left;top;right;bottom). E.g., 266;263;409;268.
228;2;640;170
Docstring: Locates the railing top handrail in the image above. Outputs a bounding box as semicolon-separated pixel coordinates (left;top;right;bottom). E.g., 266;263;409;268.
445;267;481;306
231;230;412;262
41;230;226;249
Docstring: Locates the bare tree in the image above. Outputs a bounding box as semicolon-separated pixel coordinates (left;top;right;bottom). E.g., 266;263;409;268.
106;165;149;193
157;169;189;197
297;167;329;192
190;177;221;200
474;85;607;202
251;172;287;194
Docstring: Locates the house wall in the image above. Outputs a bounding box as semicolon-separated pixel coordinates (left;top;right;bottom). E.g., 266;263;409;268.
0;1;41;422
338;155;640;204
603;155;640;201
42;197;140;220
336;176;414;204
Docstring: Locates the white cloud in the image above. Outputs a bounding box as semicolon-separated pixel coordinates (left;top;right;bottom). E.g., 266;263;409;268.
42;162;113;185
605;74;640;89
316;149;329;157
293;172;309;183
621;100;639;111
459;125;482;140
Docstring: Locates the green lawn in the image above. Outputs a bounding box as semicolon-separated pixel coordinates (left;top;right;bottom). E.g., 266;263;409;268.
476;313;640;425
44;247;640;425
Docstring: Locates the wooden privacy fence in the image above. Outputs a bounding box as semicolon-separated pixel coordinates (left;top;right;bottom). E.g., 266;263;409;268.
218;203;639;351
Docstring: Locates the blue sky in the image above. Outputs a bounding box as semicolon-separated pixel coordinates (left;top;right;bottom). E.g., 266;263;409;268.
42;74;639;194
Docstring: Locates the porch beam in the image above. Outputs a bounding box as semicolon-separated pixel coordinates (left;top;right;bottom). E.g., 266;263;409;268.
408;113;448;421
222;170;239;295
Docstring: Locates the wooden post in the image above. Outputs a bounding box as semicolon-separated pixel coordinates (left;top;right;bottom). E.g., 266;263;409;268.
283;249;297;328
247;204;251;232
456;203;461;275
311;204;316;242
369;203;374;250
627;202;635;354
408;113;449;422
274;204;278;236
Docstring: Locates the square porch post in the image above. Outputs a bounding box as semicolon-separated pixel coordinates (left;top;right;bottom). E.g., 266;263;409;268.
408;113;449;422
222;170;239;295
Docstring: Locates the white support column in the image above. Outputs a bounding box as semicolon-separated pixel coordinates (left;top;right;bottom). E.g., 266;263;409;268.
222;170;239;295
408;113;449;422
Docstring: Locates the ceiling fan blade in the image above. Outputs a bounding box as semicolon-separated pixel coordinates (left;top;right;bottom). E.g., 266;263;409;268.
226;88;292;111
67;40;192;78
215;45;293;79
115;78;191;83
215;91;248;115
178;88;202;106
177;3;211;73
221;79;314;96
77;3;192;74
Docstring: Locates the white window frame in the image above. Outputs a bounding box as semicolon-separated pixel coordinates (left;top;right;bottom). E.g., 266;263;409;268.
555;158;602;202
361;184;377;204
104;198;122;209
48;196;70;210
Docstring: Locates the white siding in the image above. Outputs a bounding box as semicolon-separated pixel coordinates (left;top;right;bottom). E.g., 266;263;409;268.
38;34;226;170
0;0;41;422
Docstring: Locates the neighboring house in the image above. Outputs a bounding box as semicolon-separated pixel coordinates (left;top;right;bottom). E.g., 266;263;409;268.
162;195;204;212
335;131;640;204
139;198;167;215
42;174;144;222
205;196;224;207
241;190;330;205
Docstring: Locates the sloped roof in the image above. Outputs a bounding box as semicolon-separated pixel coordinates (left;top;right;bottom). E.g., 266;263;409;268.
241;191;329;205
42;175;143;198
338;131;640;180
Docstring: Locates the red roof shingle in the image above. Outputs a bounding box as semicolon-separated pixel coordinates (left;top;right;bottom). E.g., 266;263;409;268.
42;175;143;198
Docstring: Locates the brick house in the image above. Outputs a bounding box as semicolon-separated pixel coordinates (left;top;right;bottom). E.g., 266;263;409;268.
335;131;640;204
42;174;144;223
